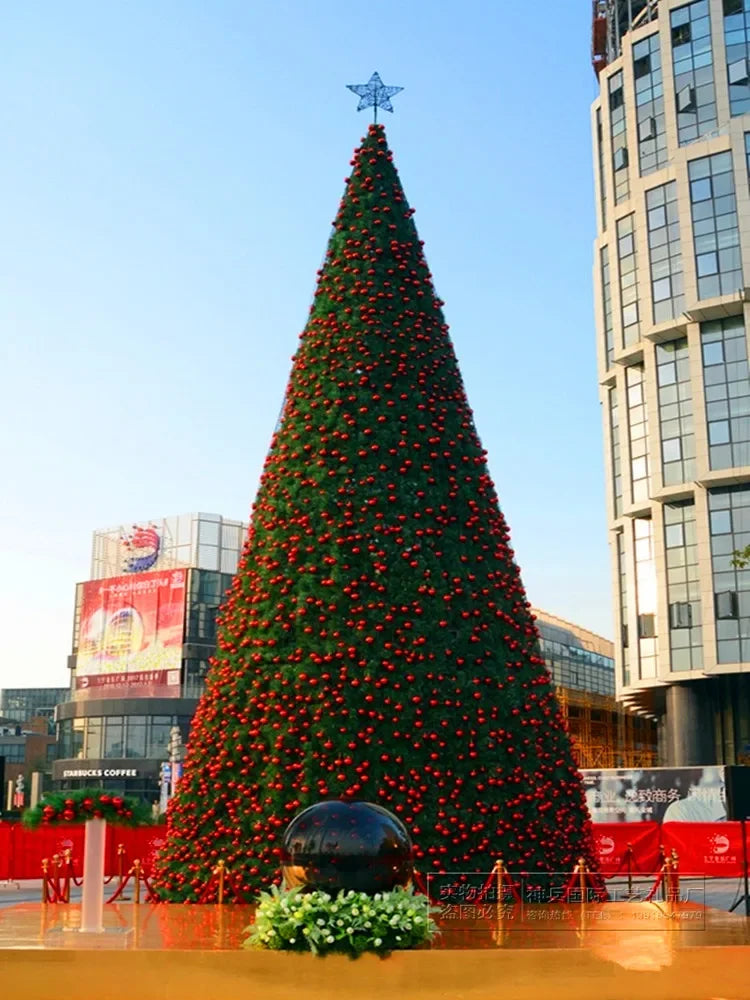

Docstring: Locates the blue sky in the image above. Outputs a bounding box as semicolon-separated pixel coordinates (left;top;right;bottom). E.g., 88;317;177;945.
0;2;607;688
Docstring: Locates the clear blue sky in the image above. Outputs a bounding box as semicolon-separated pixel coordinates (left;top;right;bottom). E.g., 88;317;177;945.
0;2;607;689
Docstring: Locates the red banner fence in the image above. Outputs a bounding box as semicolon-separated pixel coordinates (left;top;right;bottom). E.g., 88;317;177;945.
1;822;748;882
0;824;166;881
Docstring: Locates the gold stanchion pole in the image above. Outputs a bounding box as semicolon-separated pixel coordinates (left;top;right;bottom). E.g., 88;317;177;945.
626;843;633;897
578;857;586;903
495;858;504;903
216;860;226;905
576;859;587;940
661;858;671;903
63;849;72;903
117;843;125;890
133;859;142;905
41;858;49;904
52;853;61;901
492;859;505;947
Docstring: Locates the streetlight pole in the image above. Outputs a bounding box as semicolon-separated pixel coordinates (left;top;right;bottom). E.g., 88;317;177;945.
168;725;184;801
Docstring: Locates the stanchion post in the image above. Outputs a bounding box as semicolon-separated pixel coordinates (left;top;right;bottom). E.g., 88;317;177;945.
670;849;679;904
626;843;633;897
63;849;72;903
133;859;142;905
52;854;60;901
117;844;125;889
216;860;226;905
661;859;671;903
41;858;49;904
578;857;586;904
495;858;504;908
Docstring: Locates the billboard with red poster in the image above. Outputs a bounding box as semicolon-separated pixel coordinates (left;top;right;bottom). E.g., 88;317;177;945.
74;569;187;700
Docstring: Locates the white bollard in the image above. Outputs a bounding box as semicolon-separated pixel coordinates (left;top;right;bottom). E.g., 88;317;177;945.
80;818;106;933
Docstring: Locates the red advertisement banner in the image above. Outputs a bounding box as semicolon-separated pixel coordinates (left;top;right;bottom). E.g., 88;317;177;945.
661;821;746;878
593;822;661;876
0;824;169;880
0;824;12;880
74;569;187;700
9;824;86;881
2;822;748;882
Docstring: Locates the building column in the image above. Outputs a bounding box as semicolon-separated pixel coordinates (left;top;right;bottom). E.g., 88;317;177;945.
665;683;714;766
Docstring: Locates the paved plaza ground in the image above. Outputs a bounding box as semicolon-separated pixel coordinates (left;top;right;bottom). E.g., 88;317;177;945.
1;875;747;913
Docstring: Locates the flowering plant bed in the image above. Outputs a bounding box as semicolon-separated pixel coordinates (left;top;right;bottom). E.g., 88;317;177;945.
245;885;438;956
23;788;152;827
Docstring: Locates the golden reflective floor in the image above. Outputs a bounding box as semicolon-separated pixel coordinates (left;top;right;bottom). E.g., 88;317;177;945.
2;902;750;1000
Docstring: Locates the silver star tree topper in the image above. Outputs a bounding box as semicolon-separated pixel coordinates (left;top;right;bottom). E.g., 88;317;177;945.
347;72;403;123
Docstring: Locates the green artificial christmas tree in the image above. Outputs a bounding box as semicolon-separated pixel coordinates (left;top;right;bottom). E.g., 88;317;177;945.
155;124;599;901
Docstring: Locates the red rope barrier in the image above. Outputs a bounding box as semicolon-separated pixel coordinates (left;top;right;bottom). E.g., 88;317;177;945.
412;869;430;897
44;876;56;903
643;868;665;903
474;869;498;904
67;857;83;887
140;871;160;903
106;870;134;904
558;868;582;903
498;867;521;903
584;869;608;902
52;860;63;902
198;870;218;904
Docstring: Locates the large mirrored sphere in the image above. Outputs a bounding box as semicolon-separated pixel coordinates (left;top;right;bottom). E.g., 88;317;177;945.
281;800;413;895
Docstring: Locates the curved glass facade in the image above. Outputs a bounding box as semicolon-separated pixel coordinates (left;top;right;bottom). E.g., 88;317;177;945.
53;516;245;803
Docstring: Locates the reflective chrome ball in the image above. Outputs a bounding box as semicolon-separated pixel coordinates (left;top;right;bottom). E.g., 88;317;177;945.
281;800;413;895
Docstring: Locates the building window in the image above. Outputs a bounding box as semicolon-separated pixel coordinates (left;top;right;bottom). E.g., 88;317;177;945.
724;0;750;114
688;152;742;300
664;501;703;671
0;743;25;763
656;339;695;486
536;625;615;698
716;590;739;618
596;108;607;231
634;518;658;679
646;182;684;324
701;316;750;469
609;386;623;518
617;215;640;347
601;247;614;368
103;717;124;758
634;33;667;176
745;132;750;185
618;532;630;687
84;718;102;759
708;486;750;662
626;364;650;502
608;70;630;204
672;1;717;146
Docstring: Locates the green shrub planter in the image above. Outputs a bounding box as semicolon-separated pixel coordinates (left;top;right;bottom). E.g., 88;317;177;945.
245;885;438;957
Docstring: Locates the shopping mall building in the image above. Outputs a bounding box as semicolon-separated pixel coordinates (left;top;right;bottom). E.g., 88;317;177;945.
52;514;245;804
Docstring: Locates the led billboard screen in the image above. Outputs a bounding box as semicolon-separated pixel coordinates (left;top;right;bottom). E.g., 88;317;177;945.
581;766;727;823
74;569;186;700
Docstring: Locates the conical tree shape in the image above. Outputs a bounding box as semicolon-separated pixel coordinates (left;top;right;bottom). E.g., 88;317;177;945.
155;125;598;901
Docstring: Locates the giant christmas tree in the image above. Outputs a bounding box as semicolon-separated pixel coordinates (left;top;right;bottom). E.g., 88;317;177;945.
155;124;598;901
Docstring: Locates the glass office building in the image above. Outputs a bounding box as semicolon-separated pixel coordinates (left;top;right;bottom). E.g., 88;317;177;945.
535;608;657;767
0;689;69;728
591;0;750;765
52;514;246;804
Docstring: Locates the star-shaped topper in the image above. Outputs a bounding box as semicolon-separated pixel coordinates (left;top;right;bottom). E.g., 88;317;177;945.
347;71;403;123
